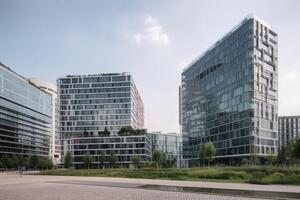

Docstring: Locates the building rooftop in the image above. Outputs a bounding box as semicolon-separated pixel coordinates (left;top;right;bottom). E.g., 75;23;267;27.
279;115;300;118
0;62;51;96
182;14;272;73
61;72;130;78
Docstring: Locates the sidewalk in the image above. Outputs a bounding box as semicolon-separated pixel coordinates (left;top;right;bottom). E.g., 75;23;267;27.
1;174;300;199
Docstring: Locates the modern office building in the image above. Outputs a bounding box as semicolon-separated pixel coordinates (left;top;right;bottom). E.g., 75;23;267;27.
62;134;151;168
0;63;52;158
278;116;300;148
148;132;183;168
57;73;145;167
29;78;61;165
180;15;278;166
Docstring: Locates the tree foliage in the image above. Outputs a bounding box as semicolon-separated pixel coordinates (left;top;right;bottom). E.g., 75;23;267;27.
132;155;141;168
294;138;300;160
277;138;300;166
198;144;206;167
204;142;216;167
83;153;93;169
108;150;117;168
198;142;216;167
266;154;276;165
99;151;106;169
152;149;165;170
0;154;52;170
278;145;287;166
98;127;110;136
118;126;146;136
249;148;259;166
64;151;74;168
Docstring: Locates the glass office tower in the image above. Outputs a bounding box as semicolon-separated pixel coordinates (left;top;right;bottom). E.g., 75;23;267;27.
148;132;183;168
0;63;52;158
58;73;145;167
278;116;300;148
180;15;278;165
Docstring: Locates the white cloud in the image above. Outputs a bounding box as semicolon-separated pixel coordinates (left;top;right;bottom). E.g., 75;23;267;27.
132;15;170;45
145;15;156;25
133;32;143;43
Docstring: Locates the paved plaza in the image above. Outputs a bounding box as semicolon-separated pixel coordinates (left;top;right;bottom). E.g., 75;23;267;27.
1;173;300;200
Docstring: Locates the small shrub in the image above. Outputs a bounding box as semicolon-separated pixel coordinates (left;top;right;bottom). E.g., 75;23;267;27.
260;172;285;184
270;172;285;179
248;171;267;184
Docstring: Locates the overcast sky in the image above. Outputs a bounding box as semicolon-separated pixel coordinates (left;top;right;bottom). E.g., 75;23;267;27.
1;0;300;133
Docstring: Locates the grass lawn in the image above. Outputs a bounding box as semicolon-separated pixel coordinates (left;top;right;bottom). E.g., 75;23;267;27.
40;166;300;185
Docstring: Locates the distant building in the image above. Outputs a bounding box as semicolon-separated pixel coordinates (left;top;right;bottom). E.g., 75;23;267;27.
148;132;183;168
278;116;300;148
0;63;52;158
29;78;61;165
57;73;145;167
180;15;278;166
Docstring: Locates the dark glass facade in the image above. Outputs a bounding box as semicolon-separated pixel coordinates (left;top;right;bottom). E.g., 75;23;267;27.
148;132;183;168
0;63;52;157
180;15;278;165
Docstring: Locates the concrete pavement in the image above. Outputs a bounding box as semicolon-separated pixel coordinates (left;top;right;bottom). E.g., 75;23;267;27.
0;173;300;199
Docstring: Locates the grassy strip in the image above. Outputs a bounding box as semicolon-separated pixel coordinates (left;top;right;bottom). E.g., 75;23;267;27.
40;166;300;185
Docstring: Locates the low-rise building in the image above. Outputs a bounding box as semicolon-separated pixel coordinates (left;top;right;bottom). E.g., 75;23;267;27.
62;133;151;168
278;116;300;148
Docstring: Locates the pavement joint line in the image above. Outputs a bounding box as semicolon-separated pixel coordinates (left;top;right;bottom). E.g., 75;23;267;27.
46;180;300;200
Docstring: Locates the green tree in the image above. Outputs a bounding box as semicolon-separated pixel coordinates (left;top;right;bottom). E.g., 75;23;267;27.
287;140;296;165
249;148;259;166
10;154;19;169
198;144;206;167
241;158;249;166
104;127;110;135
46;158;53;170
266;154;276;166
108;150;117;168
143;161;152;168
23;156;30;169
30;155;39;169
0;157;2;168
18;155;25;168
1;154;9;170
294;138;300;161
152;149;164;170
99;151;106;169
165;156;177;168
204;142;216;167
38;158;48;170
83;153;93;169
277;145;287;166
38;158;53;170
132;155;141;169
64;151;74;168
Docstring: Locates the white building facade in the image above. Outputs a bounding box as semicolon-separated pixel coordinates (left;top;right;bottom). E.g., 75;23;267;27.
29;78;61;165
57;73;145;168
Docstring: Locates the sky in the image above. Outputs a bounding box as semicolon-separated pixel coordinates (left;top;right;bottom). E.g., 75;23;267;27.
1;0;300;133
